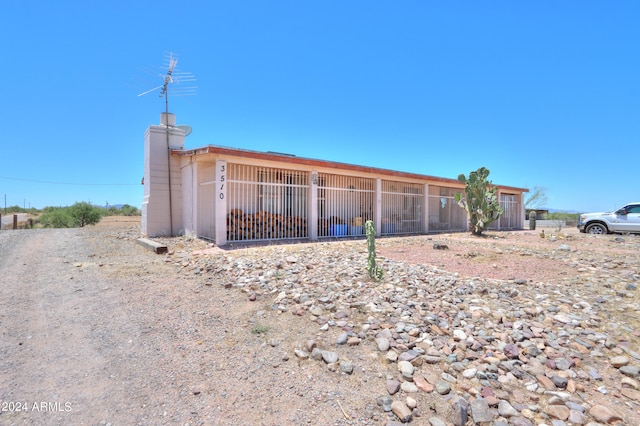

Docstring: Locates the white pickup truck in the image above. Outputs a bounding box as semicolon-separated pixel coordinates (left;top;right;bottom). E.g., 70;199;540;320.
577;203;640;234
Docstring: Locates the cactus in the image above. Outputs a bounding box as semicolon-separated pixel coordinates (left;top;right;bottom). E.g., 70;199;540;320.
365;220;383;281
454;167;504;236
529;211;537;230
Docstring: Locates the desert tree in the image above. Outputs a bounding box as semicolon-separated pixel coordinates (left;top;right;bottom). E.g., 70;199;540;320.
525;186;548;210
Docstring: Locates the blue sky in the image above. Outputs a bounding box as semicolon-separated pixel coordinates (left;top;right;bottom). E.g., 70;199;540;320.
1;1;638;212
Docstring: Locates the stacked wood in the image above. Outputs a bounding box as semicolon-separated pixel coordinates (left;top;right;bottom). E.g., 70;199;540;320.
227;209;308;240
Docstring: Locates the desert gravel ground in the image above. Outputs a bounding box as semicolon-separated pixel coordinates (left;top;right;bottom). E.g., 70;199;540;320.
0;218;639;426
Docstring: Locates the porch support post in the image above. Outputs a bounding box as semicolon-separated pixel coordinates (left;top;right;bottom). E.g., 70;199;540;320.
308;171;318;240
423;184;429;233
374;178;382;236
520;193;525;229
182;160;198;237
496;190;502;231
215;160;228;246
191;161;198;237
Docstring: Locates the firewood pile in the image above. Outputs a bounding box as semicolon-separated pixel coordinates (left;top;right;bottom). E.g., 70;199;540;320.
227;209;308;240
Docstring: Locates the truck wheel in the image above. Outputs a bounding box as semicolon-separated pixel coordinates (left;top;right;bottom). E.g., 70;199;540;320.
585;223;608;234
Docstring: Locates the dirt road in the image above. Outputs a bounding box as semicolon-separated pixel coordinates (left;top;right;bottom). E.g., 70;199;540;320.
0;226;372;426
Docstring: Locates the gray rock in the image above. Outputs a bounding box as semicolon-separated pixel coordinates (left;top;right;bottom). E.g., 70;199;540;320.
339;360;353;375
294;349;309;359
378;396;393;412
498;400;518;417
470;398;494;423
400;381;418;393
620;365;640;377
427;417;447;426
449;396;468;426
376;337;390;352
321;350;338;364
311;347;323;361
435;380;451;395
398;360;414;380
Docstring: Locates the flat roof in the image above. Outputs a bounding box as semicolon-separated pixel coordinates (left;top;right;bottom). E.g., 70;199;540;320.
174;144;528;193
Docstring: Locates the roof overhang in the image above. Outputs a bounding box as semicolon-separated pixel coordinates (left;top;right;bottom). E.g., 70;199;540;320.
173;145;528;193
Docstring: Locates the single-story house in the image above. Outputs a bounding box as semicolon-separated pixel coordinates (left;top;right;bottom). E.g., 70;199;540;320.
142;113;528;245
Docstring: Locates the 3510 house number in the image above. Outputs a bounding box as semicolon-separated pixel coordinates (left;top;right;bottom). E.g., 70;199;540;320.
218;164;226;199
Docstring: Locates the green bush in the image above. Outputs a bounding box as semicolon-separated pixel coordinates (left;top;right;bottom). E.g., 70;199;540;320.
39;202;104;228
39;209;74;228
68;202;103;227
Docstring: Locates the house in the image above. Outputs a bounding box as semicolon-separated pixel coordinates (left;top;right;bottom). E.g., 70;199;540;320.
142;113;528;244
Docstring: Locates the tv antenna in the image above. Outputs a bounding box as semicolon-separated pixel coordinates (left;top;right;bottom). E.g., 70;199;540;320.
137;52;196;236
137;52;197;116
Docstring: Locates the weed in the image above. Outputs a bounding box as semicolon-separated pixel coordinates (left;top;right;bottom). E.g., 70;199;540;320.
252;324;271;335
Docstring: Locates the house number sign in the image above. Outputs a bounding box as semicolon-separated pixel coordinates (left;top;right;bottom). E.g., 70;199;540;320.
216;160;227;200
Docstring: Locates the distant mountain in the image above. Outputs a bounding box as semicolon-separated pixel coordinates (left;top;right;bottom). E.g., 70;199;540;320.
546;208;581;214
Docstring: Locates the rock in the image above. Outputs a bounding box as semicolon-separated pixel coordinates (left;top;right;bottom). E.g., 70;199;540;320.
387;378;401;395
427;417;447;426
310;347;323;361
398;361;414;380
450;396;469;426
400;381;418;393
391;400;413;422
589;404;623;424
347;336;360;346
619;365;640;377
406;397;417;409
504;343;519;359
546;405;570;420
339;360;354;375
414;376;434;393
470;398;494;423
610;355;630;368
376;337;390;352
321;350;338;364
568;409;588;425
537;375;557;390
435;380;451;395
294;349;309;359
621;377;639;389
453;329;467;341
398;349;420;362
498;400;518;417
379;396;393;412
621;388;640;401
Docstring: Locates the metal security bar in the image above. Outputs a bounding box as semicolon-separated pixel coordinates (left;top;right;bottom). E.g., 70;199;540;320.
381;180;424;235
195;164;217;240
226;164;309;241
497;194;520;229
428;186;467;232
318;174;374;237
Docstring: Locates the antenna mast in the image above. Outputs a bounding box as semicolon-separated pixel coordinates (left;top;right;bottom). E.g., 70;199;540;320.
137;52;197;115
137;53;196;236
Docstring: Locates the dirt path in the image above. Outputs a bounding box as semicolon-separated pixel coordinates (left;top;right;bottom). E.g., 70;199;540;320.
0;227;373;426
0;228;142;424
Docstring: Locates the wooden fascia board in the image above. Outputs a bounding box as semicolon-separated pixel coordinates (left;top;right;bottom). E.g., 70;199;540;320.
172;145;528;193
